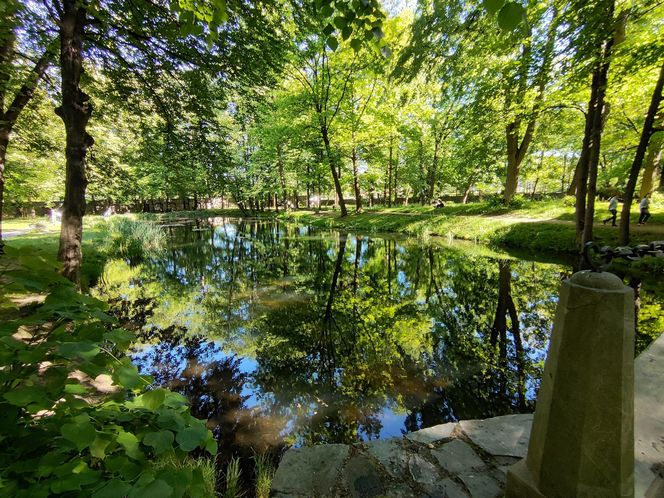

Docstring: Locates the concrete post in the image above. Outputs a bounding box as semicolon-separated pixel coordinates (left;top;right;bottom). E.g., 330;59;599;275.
506;270;634;498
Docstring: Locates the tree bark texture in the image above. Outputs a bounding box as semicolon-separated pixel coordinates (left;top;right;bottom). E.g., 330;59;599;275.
56;0;94;285
619;60;664;244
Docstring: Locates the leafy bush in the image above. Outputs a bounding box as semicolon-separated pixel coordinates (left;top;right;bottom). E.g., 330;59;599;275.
0;247;216;497
106;217;165;261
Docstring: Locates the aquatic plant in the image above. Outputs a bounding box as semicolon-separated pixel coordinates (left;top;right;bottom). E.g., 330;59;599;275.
106;217;166;261
253;452;277;498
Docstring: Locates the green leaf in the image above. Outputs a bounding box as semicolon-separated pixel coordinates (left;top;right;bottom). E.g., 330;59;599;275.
141;388;167;411
326;36;339;51
497;2;525;31
103;328;135;349
117;430;143;460
92;479;132;498
320;4;333;17
133;478;173;498
113;365;143;389
90;436;112;459
143;430;175;455
175;424;209;452
483;0;505;15
64;383;90;395
350;38;362;52
322;23;335;36
342;26;352;40
4;386;46;407
333;16;346;29
58;342;101;360
61;421;97;451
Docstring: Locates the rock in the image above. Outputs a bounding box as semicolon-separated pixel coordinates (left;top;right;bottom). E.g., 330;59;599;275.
408;453;468;498
458;472;502;498
431;439;485;475
383;484;427;498
366;438;410;478
459;414;532;458
270;444;349;497
406;423;458;445
342;454;386;498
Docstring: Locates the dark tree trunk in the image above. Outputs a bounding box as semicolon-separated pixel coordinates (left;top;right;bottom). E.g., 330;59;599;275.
56;1;93;285
427;129;441;203
639;140;662;198
0;132;7;245
387;138;393;207
619;61;664;244
322;127;347;216
351;144;362;212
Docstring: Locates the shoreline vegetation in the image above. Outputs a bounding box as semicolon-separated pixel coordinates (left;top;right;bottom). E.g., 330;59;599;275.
6;197;663;277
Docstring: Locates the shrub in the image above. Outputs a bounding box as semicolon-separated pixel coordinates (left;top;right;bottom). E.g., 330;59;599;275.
106;217;165;261
0;247;216;497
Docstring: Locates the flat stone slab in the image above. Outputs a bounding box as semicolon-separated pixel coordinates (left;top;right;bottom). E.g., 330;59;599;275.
459;414;532;458
406;422;458;444
342;454;386;498
458;472;502;498
635;333;664;497
431;439;486;474
365;438;410;478
270;444;349;497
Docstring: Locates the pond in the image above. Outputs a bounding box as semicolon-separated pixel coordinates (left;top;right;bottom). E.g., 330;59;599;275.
95;217;662;470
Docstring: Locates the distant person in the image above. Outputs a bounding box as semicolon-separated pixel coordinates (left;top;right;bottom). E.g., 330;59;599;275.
602;195;619;226
638;194;651;225
103;205;116;218
49;207;61;224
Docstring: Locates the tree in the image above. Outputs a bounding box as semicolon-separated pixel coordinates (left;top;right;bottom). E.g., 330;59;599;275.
0;2;54;246
619;61;664;244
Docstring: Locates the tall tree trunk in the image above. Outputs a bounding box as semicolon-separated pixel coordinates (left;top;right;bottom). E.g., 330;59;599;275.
387;137;393;207
351;143;362;212
427;129;441;202
639;137;663;198
619;61;664;244
56;1;93;285
277;143;287;206
575;5;617;250
393;146;399;205
321;129;347;216
0;133;7;245
503;11;558;203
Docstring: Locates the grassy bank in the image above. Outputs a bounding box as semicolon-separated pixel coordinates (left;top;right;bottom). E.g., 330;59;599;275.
276;205;663;253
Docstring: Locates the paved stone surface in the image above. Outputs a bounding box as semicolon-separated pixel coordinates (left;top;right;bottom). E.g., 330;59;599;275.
365;438;410;478
458;472;502;498
271;443;349;497
431;439;486;474
342;454;386;498
460;414;532;458
406;422;458;444
634;332;664;497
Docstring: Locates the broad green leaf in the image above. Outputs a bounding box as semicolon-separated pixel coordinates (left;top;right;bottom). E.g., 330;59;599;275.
4;386;47;407
61;421;97;451
141;388;166;411
326;36;339;51
320;4;333;17
143;430;175;455
90;436;112;459
133;478;173;498
92;479;132;498
117;430;143;460
497;2;525;31
58;342;101;360
64;383;90;395
175;424;209;452
333;16;346;30
112;365;143;389
483;0;505;15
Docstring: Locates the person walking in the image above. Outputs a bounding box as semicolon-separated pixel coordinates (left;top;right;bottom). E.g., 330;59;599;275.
638;194;651;225
602;195;619;226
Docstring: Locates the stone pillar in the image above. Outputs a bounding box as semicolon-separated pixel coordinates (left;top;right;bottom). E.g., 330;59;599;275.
506;270;634;498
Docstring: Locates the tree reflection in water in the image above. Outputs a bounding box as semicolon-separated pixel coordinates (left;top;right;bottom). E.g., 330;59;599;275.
96;218;662;482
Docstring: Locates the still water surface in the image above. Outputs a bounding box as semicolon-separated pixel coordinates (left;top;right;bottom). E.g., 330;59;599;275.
95;217;662;457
